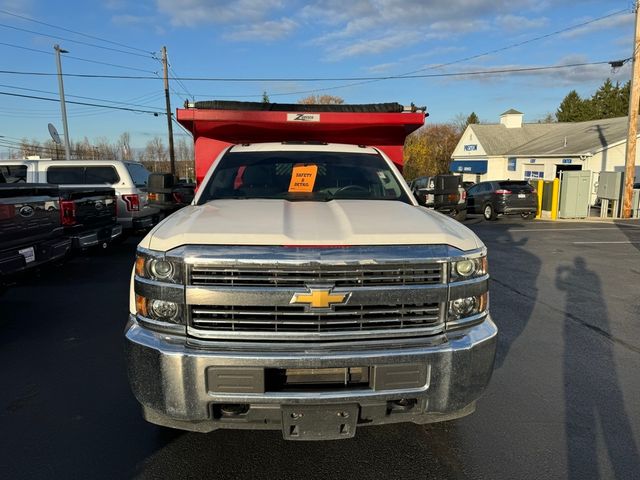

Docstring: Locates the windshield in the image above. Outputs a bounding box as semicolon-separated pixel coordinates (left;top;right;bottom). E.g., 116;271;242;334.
126;162;151;188
197;150;411;204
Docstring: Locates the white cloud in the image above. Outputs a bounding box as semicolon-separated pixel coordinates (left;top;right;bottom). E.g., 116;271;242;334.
440;55;631;86
326;30;424;60
111;14;155;25
558;12;634;39
495;14;548;31
0;0;33;15
224;18;298;41
155;0;284;27
103;0;127;10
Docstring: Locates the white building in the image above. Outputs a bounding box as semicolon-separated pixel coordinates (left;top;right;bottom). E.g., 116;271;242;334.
451;109;640;186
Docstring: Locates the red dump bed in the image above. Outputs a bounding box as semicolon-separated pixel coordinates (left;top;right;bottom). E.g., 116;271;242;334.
176;101;426;185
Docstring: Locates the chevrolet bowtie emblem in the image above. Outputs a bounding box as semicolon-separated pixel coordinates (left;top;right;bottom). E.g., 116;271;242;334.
290;287;351;311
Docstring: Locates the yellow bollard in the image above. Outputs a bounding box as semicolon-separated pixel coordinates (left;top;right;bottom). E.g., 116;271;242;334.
536;179;543;219
550;178;560;220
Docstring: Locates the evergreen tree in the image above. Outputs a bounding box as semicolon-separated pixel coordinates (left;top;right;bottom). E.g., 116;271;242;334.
556;90;586;122
466;112;480;125
262;91;270;103
556;79;632;122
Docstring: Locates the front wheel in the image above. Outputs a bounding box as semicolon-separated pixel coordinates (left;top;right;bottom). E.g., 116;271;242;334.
450;208;467;222
483;204;497;221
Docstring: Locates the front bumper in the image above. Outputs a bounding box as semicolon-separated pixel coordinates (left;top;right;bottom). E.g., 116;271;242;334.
125;315;497;437
70;224;123;249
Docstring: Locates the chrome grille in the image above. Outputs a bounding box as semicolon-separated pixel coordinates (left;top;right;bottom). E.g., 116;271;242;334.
190;303;441;334
189;264;443;287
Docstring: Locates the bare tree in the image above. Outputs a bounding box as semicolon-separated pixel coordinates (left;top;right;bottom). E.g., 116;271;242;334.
20;138;41;158
118;132;132;160
298;94;345;105
95;136;117;159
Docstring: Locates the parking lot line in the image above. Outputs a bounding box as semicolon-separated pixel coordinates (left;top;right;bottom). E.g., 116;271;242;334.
572;241;640;244
510;227;636;233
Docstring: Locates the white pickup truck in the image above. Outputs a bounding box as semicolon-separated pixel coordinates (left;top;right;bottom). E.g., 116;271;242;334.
125;102;497;440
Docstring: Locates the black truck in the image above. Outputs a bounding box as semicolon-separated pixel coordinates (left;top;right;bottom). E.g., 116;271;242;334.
410;174;467;221
147;173;195;217
59;187;122;249
0;184;72;278
0;182;122;284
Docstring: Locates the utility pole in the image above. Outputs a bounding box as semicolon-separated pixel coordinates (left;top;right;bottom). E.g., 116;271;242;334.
54;44;71;160
161;46;176;176
623;1;640;218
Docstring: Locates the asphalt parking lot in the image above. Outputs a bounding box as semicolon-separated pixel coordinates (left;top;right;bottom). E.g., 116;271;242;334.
1;218;639;479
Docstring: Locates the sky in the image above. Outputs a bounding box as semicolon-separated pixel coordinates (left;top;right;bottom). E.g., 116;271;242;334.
0;0;636;156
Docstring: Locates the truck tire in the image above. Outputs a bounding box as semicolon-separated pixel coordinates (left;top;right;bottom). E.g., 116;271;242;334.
483;203;497;221
450;208;467;222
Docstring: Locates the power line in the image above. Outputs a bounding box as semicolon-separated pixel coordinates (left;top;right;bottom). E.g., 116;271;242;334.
0;83;165;109
0;41;158;74
0;60;624;82
264;7;633;98
0;22;154;59
401;7;631;77
169;65;194;100
0;8;155;55
0;90;165;115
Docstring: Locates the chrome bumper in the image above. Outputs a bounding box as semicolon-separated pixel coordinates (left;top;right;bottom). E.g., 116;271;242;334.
125;315;497;437
71;224;123;249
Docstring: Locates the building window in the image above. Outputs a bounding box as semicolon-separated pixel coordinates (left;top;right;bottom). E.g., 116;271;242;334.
507;157;517;171
524;170;544;180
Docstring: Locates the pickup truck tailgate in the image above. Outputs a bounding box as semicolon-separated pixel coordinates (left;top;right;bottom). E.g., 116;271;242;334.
0;184;63;249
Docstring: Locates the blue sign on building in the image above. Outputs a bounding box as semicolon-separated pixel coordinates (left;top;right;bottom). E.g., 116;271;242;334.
464;144;478;151
562;158;572;164
450;160;488;174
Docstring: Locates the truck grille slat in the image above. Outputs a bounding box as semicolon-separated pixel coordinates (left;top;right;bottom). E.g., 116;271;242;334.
190;303;441;333
189;264;442;287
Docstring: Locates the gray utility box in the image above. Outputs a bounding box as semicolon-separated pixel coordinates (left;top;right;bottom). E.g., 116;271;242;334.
559;170;591;219
597;171;624;201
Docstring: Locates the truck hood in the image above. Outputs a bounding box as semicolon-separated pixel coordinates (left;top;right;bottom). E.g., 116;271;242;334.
142;199;482;252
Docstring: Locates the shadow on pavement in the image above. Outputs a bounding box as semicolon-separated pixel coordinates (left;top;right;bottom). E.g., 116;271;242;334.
556;256;640;479
476;223;541;369
133;421;468;480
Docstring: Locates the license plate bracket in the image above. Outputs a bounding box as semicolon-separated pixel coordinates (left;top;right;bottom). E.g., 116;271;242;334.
18;246;35;264
281;404;358;441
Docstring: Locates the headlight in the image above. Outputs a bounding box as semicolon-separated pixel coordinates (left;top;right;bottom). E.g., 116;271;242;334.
451;296;478;316
149;259;174;280
136;295;182;324
149;299;179;321
447;293;488;328
135;249;181;283
450;255;488;282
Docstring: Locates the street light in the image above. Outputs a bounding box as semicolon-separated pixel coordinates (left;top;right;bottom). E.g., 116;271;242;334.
54;44;71;160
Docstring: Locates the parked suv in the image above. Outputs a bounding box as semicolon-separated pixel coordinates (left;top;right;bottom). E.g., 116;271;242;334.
0;160;160;230
466;180;537;220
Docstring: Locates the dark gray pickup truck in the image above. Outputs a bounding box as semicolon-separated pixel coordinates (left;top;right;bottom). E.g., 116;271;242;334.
0;183;71;278
59;187;122;249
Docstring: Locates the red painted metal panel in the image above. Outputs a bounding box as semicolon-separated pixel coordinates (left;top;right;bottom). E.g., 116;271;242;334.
177;107;425;185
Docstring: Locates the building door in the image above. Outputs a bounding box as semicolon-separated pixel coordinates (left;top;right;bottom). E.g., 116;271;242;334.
559;170;591;218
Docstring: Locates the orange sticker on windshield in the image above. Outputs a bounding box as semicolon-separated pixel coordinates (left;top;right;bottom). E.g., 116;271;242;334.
288;164;318;192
